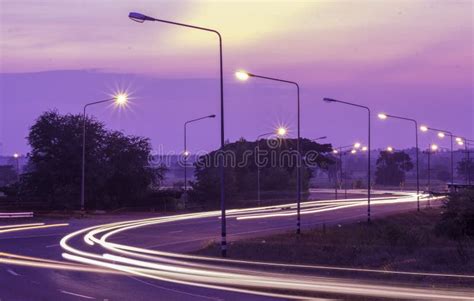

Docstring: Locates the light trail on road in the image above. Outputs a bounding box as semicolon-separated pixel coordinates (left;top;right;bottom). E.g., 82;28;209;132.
1;192;471;299
56;192;474;300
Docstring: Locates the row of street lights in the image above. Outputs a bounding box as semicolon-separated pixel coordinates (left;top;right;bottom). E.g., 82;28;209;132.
76;11;471;257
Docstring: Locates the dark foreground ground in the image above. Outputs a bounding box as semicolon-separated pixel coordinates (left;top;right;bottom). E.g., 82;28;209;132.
198;208;474;287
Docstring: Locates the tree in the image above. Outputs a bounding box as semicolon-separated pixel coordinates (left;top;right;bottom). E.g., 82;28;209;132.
20;110;165;209
457;158;474;182
375;150;413;186
0;165;17;186
189;138;333;208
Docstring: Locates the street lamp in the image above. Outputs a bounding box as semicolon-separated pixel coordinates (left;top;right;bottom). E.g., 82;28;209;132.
386;146;394;152
129;12;227;256
237;70;302;234
184;114;216;207
333;143;358;199
324;97;372;223
453;137;474;185
424;144;440;204
13;153;20;182
256;127;288;206
419;126;454;185
378;113;420;210
81;94;128;212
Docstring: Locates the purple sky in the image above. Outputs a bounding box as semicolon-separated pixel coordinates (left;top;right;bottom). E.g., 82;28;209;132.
0;0;472;156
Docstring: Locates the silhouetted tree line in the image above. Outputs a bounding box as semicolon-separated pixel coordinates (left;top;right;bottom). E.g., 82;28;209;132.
17;111;166;209
375;150;413;186
189;138;334;208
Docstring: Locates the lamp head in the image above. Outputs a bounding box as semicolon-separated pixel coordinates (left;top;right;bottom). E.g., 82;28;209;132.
420;125;428;132
13;153;19;159
115;93;128;106
129;12;155;23
431;144;438;151
351;149;357;154
235;71;251;81
354;142;361;149
361;146;368;151
437;132;445;138
386;146;393;152
323;97;337;103
378;113;388;120
455;137;463;142
332;149;338;154
208;114;216;118
276;127;287;137
458;141;464;146
183;150;190;157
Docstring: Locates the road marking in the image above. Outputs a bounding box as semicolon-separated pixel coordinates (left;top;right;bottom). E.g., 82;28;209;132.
45;243;59;248
60;290;95;299
129;276;222;301
168;230;183;234
0;233;67;240
6;268;20;276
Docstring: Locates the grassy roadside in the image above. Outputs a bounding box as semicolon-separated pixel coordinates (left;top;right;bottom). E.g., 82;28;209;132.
197;209;474;284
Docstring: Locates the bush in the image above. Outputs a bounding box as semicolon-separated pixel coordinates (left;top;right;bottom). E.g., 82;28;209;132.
436;190;474;239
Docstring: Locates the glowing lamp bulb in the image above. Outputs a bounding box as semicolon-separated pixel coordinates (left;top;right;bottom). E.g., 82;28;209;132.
455;137;462;142
458;141;464;146
13;153;19;158
361;146;368;151
183;151;190;157
333;149;338;154
420;125;428;132
354;142;361;149
437;132;445;138
378;113;387;120
351;149;357;154
431;144;438;151
386;146;393;152
235;71;250;81
276;127;287;137
115;94;128;105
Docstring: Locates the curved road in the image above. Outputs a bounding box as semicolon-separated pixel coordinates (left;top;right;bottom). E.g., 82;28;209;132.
1;191;472;300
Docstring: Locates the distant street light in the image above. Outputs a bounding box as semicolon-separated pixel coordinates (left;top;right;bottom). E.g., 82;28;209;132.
354;142;361;149
81;94;128;212
13;153;20;181
183;114;216;207
333;144;358;199
324;97;372;223
386;146;394;152
453;137;473;185
129;12;227;256
378;113;420;211
420;126;454;185
256;127;288;206
425;144;439;203
237;70;303;234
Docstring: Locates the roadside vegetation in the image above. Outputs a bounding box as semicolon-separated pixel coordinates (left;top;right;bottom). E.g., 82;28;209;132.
198;190;474;278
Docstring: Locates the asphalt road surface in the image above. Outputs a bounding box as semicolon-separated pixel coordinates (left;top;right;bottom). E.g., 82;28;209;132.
1;191;472;300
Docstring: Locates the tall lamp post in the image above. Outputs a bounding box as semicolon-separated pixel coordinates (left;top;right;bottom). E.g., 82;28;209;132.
420;126;454;186
378;113;420;211
324;98;372;223
128;12;228;256
81;94;128;212
183;114;216;206
81;93;127;211
236;71;302;234
256;127;288;206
